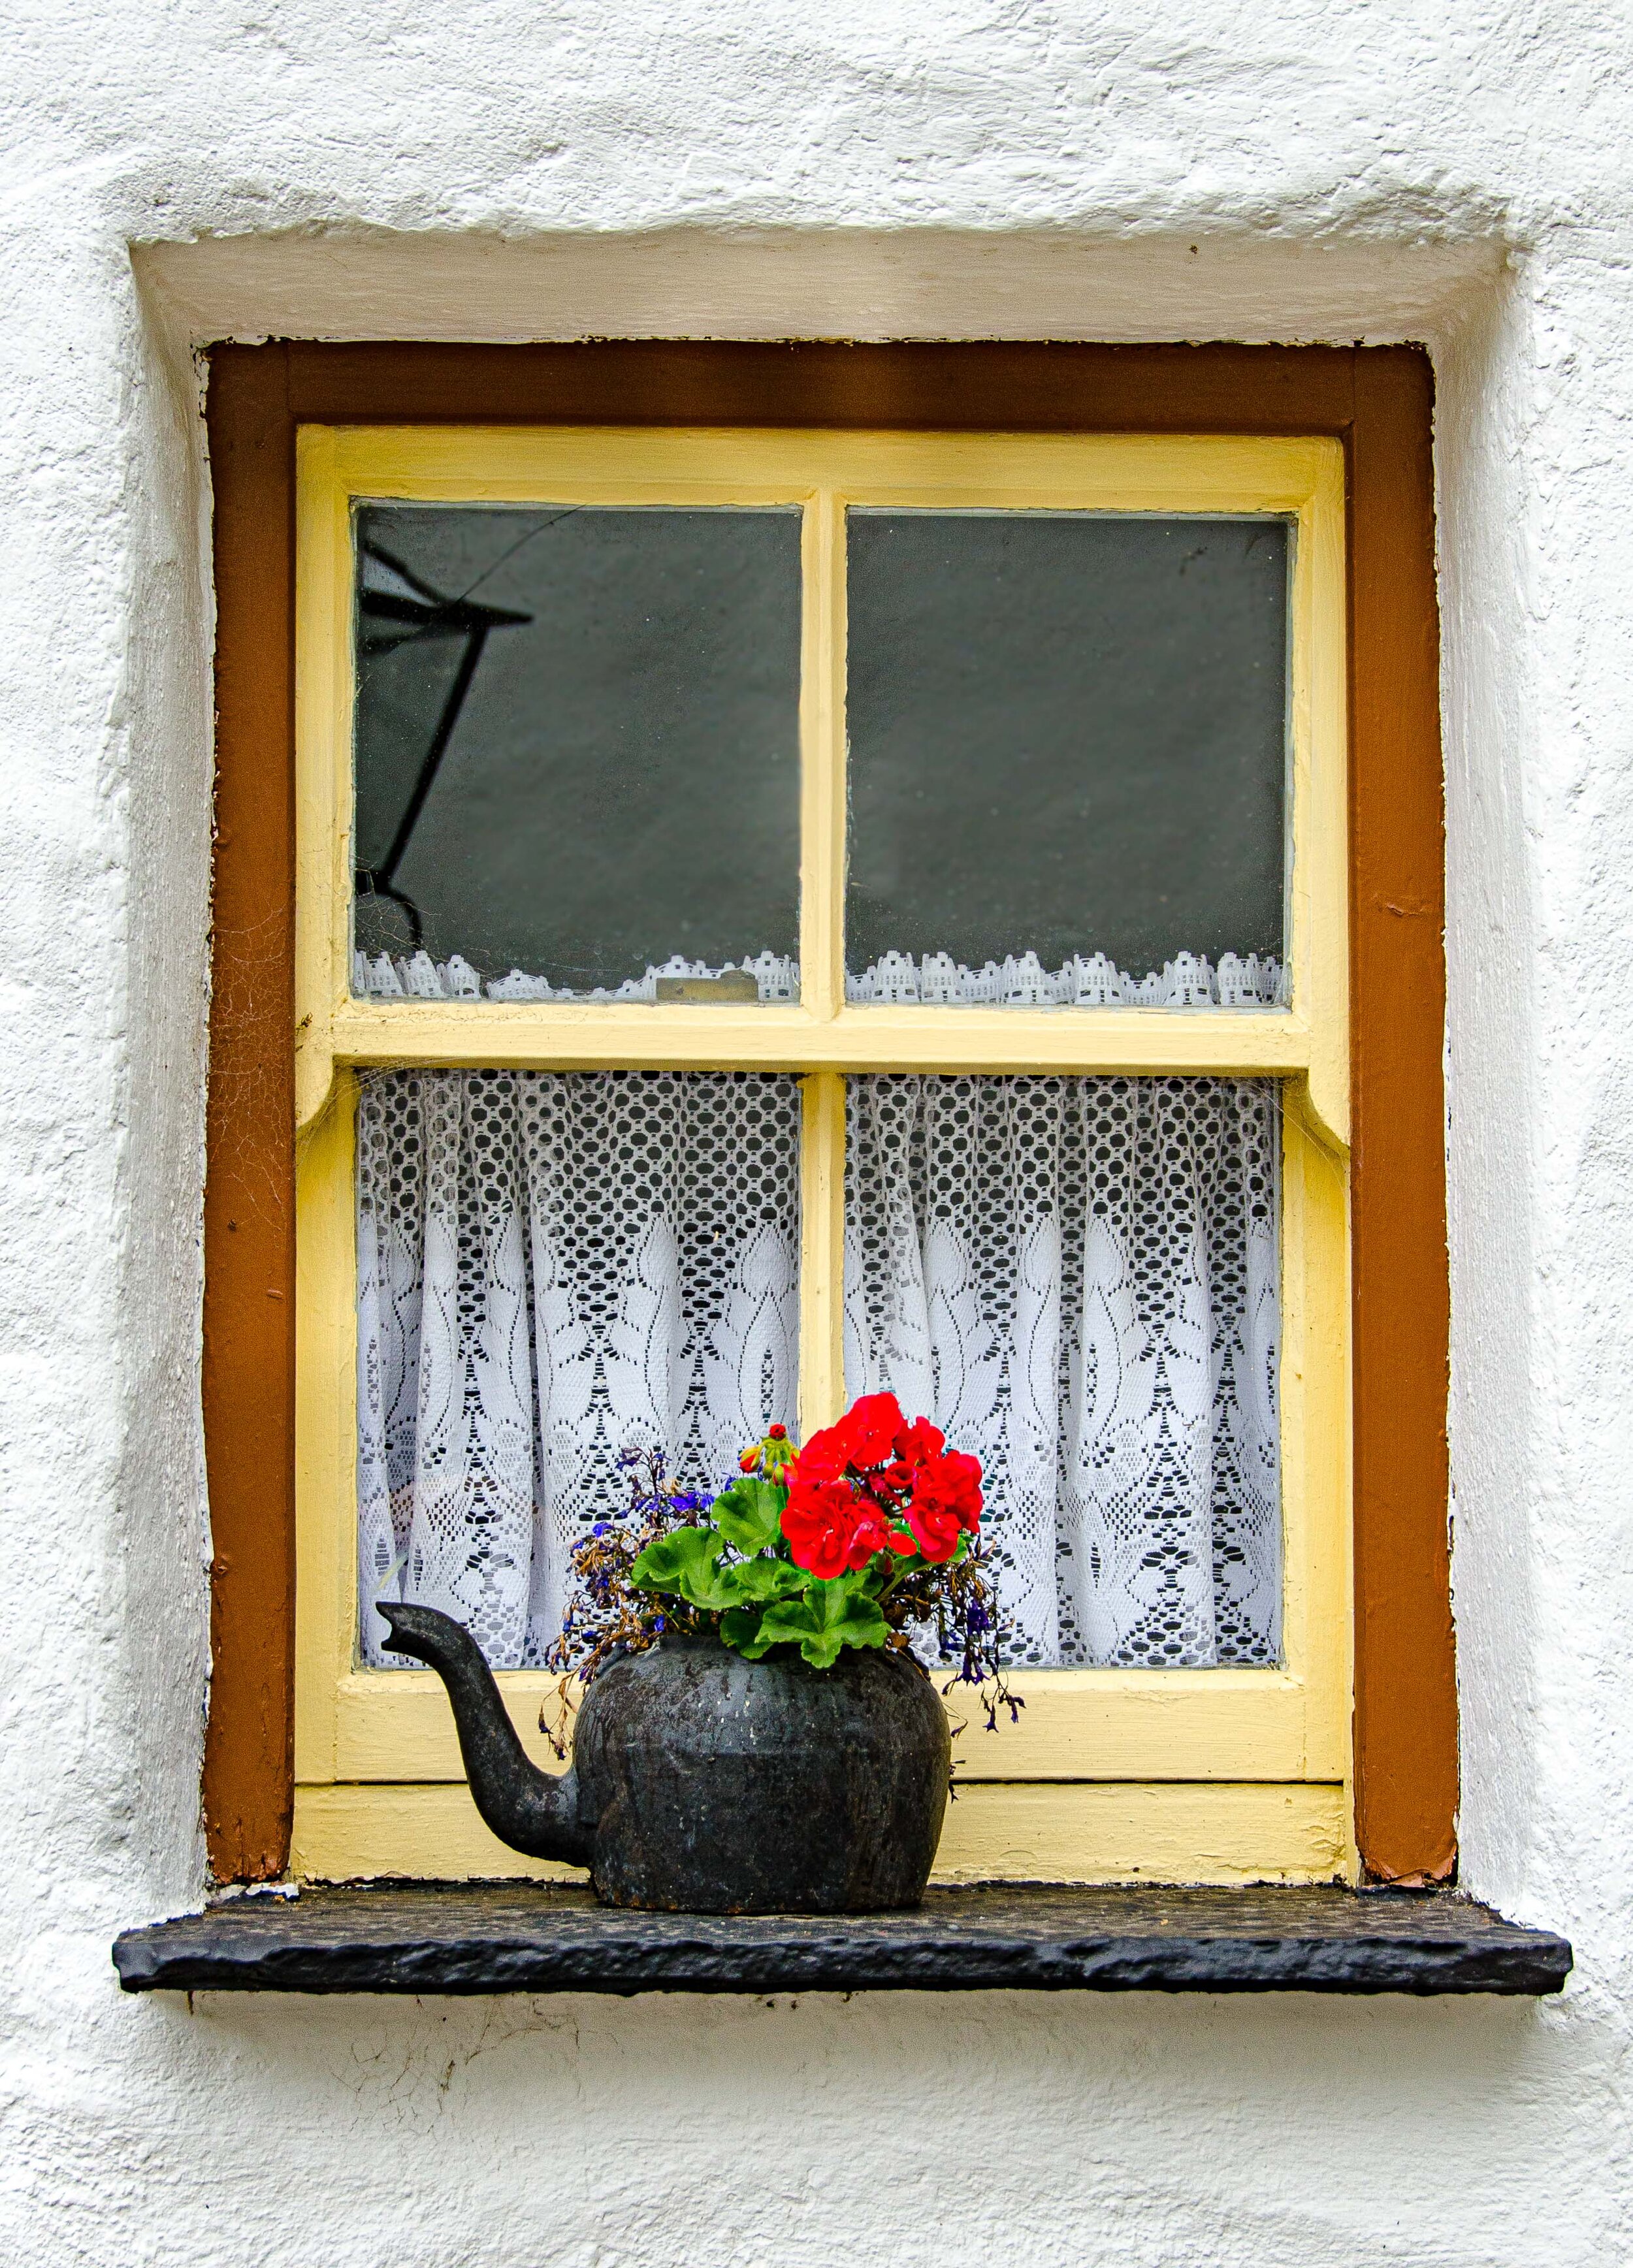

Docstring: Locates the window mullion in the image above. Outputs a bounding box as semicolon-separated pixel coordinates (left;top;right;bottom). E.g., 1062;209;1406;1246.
798;487;846;1024
798;1069;847;1436
795;486;849;1441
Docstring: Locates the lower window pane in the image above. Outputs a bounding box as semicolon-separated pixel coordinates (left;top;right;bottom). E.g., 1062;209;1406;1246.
845;1075;1281;1670
355;1068;1278;1678
357;1070;801;1667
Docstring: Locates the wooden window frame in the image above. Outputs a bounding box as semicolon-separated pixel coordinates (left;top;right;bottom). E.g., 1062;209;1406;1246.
203;342;1453;1889
295;426;1347;1883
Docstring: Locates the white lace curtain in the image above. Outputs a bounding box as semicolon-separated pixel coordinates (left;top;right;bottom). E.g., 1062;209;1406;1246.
353;946;1285;1010
357;1069;1280;1672
357;1071;801;1666
844;1076;1281;1669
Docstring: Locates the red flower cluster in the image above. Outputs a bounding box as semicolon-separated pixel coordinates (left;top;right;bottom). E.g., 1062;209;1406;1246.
781;1392;984;1578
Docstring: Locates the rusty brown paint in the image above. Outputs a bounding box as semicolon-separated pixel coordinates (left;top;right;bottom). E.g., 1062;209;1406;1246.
202;345;297;1880
202;340;1453;1884
1348;351;1457;1883
276;340;1361;436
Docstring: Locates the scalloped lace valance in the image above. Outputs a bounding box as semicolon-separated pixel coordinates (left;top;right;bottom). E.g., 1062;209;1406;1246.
352;948;1287;1010
357;1069;1281;1674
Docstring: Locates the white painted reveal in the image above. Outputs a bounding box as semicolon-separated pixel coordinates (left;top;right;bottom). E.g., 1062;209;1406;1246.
3;2;1632;2261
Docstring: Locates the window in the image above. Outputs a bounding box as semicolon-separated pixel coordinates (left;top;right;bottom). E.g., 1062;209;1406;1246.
201;345;1453;1891
287;422;1351;1884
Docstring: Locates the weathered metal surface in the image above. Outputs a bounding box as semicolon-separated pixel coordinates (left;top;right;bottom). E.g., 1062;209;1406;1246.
376;1608;951;1913
113;1883;1572;1996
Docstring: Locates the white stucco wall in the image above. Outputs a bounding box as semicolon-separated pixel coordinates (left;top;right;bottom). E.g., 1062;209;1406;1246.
3;4;1632;2261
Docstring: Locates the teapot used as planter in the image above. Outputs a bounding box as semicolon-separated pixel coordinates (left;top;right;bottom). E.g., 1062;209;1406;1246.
378;1601;951;1913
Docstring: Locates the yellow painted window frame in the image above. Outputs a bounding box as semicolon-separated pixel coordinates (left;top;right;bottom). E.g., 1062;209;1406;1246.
292;426;1353;1886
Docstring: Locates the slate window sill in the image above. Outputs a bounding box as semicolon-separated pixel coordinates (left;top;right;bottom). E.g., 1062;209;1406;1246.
113;1883;1572;1997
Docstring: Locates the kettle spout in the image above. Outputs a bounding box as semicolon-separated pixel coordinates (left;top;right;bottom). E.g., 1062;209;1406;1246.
377;1601;593;1867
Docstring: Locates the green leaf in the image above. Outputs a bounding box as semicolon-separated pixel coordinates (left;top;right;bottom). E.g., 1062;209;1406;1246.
708;1477;786;1556
858;1556;903;1596
750;1576;890;1670
630;1526;718;1593
631;1525;742;1612
727;1556;807;1604
720;1605;779;1658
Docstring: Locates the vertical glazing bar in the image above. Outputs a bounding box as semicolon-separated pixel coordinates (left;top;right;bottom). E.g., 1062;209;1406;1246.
799;488;847;1022
293;1069;359;1781
1289;441;1349;1145
796;487;849;1440
798;1070;847;1438
293;426;351;1132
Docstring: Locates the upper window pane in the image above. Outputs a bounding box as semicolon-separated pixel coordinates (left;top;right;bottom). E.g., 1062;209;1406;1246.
351;503;803;1004
844;513;1289;1008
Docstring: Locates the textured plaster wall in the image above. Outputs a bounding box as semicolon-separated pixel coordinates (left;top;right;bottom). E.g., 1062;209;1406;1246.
3;3;1633;2263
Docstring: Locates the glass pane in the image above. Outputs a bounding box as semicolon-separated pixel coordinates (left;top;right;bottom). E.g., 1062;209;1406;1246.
845;513;1289;1008
845;1074;1281;1668
358;1069;802;1666
351;505;802;1003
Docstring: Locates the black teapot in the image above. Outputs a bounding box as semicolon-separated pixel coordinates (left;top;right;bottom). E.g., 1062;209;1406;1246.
378;1602;950;1914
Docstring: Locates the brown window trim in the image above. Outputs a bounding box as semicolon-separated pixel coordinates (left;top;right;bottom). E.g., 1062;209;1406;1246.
202;340;1453;1887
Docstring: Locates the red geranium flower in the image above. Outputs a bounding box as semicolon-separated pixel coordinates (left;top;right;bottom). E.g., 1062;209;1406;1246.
899;1448;984;1561
781;1478;864;1577
787;1430;848;1488
937;1448;984;1529
784;1396;980;1573
894;1414;946;1466
794;1392;906;1487
782;1475;914;1578
851;1497;916;1563
903;1500;962;1562
841;1391;909;1468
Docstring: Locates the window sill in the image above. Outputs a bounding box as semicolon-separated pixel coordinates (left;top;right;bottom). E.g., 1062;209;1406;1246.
113;1883;1571;1997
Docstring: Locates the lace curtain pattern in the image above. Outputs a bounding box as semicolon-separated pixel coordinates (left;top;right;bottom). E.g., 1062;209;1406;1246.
845;1076;1282;1669
357;1070;801;1667
357;1067;1280;1674
353;947;1285;1010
